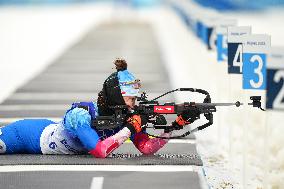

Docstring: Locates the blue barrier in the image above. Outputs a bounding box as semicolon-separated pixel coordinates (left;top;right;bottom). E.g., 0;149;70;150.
194;0;284;11
170;0;283;111
0;0;160;6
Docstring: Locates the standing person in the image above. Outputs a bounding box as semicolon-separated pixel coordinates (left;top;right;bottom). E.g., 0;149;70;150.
0;58;198;158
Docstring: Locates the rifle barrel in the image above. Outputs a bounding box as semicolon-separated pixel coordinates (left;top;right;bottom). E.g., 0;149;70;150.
195;101;243;107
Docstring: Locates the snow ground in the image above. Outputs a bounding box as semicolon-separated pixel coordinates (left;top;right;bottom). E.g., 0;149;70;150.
0;2;284;189
139;4;284;189
223;9;284;189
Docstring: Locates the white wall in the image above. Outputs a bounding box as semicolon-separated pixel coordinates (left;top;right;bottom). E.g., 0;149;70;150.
0;3;112;103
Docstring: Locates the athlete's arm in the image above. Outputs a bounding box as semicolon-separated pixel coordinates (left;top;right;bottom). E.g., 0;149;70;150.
64;108;142;158
89;114;145;158
131;107;200;155
131;108;200;155
131;132;171;155
89;127;131;158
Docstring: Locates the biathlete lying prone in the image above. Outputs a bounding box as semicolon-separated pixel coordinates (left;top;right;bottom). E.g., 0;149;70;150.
0;58;198;158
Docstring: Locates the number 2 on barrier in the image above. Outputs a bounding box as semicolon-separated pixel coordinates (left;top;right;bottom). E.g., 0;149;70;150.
273;70;284;109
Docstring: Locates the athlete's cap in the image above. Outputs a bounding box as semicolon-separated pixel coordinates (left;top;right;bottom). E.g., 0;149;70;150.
97;58;141;116
118;70;141;97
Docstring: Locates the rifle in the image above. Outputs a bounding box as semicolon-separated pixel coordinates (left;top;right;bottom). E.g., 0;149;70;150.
92;88;264;139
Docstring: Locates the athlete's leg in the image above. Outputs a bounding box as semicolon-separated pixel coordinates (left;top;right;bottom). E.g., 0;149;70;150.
0;123;24;154
0;119;55;154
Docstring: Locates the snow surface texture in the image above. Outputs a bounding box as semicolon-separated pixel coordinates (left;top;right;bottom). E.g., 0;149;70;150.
153;1;284;188
0;2;284;189
224;9;284;188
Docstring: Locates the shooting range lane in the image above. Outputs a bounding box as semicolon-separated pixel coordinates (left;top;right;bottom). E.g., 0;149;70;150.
0;171;200;189
0;143;201;166
0;22;202;189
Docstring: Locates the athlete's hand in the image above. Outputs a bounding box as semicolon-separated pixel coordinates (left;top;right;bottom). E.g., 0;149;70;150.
125;114;148;134
174;106;201;127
